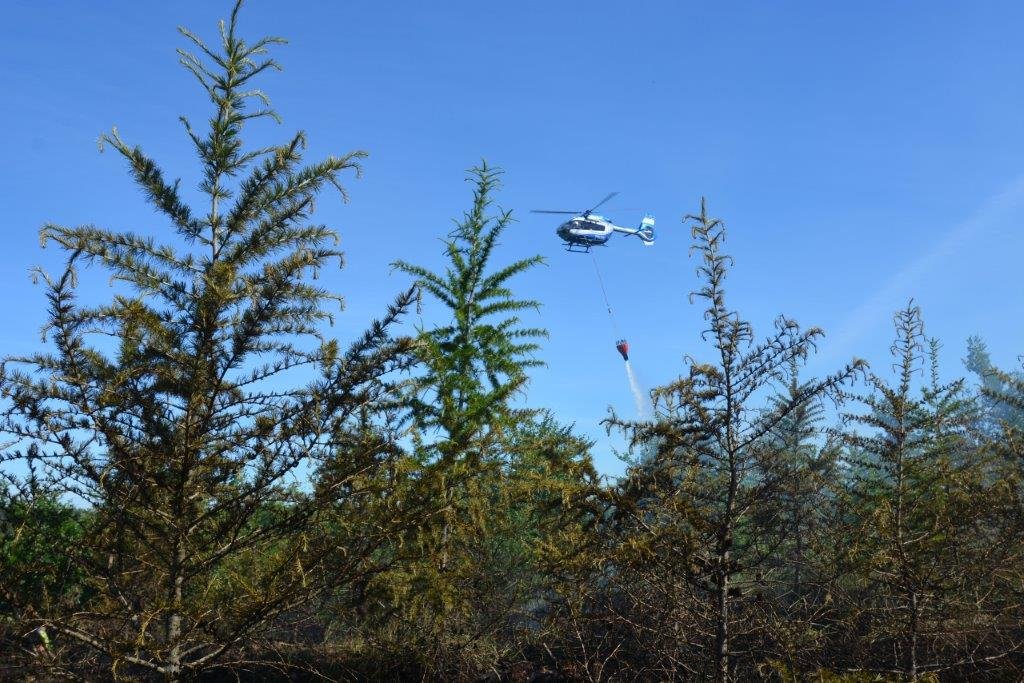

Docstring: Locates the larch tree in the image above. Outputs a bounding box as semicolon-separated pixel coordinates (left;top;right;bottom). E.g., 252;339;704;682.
754;354;842;671
964;336;1024;434
0;3;418;679
984;354;1024;671
770;358;830;592
833;303;1021;679
385;164;553;675
607;199;863;681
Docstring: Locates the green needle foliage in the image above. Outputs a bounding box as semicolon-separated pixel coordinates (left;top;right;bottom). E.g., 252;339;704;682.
393;163;545;449
0;486;89;673
387;164;550;675
0;2;417;679
964;336;1024;433
833;304;1024;679
754;354;846;669
391;165;546;507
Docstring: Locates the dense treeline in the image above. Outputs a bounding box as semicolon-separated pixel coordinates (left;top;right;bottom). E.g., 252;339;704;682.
2;5;1023;681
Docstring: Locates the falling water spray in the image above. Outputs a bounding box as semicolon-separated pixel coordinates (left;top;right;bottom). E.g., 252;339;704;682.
624;360;648;418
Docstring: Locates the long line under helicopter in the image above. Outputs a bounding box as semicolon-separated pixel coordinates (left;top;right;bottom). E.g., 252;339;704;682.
589;249;648;416
589;251;630;362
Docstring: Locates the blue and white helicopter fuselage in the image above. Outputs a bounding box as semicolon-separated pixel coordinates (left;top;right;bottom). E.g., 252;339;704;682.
532;193;655;253
555;214;656;252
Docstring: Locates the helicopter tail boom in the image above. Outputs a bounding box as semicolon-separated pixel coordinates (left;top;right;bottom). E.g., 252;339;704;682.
608;215;655;245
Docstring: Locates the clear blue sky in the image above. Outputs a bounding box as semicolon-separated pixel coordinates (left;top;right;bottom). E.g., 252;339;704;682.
4;1;1024;475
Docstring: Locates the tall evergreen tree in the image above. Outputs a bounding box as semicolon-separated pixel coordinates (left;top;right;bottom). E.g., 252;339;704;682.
393;163;545;456
964;336;1024;433
0;3;418;678
385;163;552;675
607;199;863;681
831;303;1020;679
754;355;846;672
763;356;830;600
974;348;1024;672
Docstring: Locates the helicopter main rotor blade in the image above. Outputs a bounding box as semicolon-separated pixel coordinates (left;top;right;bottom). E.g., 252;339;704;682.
530;210;582;215
587;192;619;214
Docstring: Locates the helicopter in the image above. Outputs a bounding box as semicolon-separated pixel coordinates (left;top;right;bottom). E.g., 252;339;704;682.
532;192;655;253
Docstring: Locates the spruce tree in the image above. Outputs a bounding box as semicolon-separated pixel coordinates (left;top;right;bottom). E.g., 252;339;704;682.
0;3;417;678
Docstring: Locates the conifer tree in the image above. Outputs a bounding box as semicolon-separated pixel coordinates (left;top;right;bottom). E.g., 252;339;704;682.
832;303;1020;678
754;355;844;670
763;356;830;602
0;3;417;678
386;164;551;674
966;348;1024;673
964;336;1024;433
608;199;863;681
393;164;545;445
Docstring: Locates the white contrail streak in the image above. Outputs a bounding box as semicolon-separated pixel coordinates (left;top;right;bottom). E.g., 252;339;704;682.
815;177;1024;366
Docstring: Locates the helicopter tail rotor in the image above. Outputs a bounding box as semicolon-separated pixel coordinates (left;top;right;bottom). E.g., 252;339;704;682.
637;215;655;246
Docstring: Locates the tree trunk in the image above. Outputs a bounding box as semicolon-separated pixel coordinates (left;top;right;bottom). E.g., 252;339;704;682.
715;562;730;683
908;590;919;681
165;543;186;680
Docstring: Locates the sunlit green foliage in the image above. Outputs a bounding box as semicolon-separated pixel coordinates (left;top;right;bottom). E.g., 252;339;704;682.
0;2;417;678
368;166;595;677
2;3;1024;681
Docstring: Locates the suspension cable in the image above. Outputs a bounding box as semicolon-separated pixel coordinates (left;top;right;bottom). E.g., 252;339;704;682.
590;251;620;336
